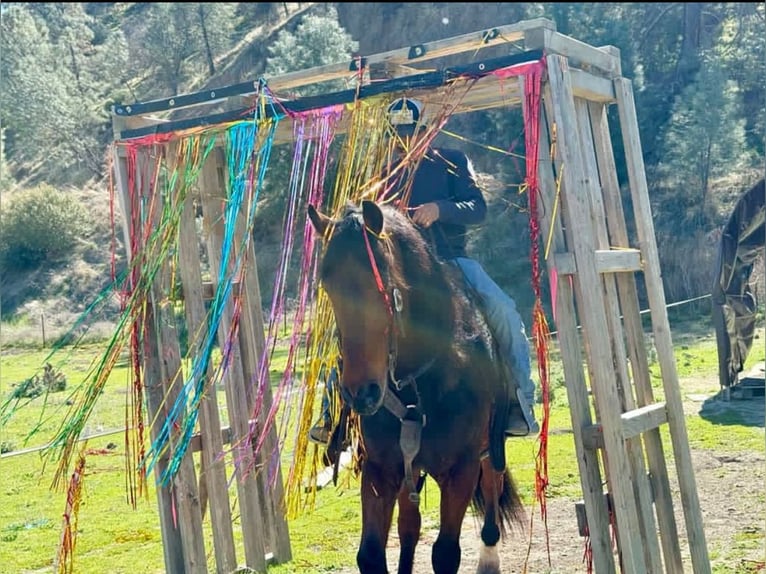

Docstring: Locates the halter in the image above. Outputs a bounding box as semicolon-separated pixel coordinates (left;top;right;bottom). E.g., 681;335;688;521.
361;224;433;506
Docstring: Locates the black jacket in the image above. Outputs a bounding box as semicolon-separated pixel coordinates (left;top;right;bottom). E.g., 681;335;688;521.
383;147;487;260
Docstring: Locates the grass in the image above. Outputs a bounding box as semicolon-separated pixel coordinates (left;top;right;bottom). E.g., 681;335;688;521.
0;319;764;573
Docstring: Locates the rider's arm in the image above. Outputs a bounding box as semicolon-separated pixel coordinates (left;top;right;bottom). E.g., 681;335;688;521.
433;150;487;226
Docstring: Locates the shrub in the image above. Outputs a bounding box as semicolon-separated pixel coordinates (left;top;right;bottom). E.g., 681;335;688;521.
10;362;67;399
0;184;90;270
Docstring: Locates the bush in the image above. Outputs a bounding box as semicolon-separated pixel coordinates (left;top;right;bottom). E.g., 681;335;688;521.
0;184;90;270
10;362;67;399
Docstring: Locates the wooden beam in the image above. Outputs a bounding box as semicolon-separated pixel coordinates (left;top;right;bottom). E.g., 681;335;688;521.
554;249;643;275
570;68;616;103
621;402;668;440
615;77;712;574
524;28;621;77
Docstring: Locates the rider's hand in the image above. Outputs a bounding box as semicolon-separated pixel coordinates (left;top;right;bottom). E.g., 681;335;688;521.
410;202;440;228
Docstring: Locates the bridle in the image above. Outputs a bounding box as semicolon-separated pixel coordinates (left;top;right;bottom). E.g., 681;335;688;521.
359;223;434;505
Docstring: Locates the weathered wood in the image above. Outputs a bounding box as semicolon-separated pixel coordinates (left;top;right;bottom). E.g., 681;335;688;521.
615;77;712;574
588;99;684;572
524;28;621;77
116;147;185;574
144;147;208;574
199;149;268;573
582;404;669;450
533;78;616;574
546;54;646;573
621;403;668;440
232;181;293;564
173;142;239;574
553;249;642;275
570;68;616;103
237;18;555;96
574;96;663;573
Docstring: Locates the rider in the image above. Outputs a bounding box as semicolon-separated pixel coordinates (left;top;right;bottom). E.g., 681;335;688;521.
309;96;538;442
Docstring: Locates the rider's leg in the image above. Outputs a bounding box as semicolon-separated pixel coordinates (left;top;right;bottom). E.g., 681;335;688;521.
309;365;338;444
453;257;539;435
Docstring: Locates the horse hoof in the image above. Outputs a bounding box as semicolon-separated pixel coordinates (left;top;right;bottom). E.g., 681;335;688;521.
476;543;501;574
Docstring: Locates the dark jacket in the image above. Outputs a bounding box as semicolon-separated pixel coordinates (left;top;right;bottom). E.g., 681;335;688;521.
383;147;487;260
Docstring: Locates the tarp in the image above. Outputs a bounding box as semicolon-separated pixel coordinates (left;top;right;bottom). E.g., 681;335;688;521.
711;178;765;389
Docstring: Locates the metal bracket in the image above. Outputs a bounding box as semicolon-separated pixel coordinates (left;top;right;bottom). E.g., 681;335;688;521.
482;28;499;43
349;56;367;72
408;44;427;59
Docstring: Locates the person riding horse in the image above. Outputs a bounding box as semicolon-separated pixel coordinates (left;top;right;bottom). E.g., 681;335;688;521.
309;96;538;444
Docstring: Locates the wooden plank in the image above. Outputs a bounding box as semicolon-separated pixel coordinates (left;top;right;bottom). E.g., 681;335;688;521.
581;403;667;449
199;149;268;572
574;96;663;573
621;403;668;440
615;77;712;574
524;28;621;77
570;68;616;103
260;18;555;94
588;99;684;572
174;143;239;574
554;249;642;275
534;78;616;574
189;426;233;453
232;186;293;564
140;146;208;574
116;149;185;574
546;55;646;573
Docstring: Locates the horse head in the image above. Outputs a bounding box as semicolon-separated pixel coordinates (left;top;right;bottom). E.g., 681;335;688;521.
308;200;446;416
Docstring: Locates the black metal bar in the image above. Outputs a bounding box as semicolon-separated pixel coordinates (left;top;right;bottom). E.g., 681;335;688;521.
113;79;264;117
117;50;543;141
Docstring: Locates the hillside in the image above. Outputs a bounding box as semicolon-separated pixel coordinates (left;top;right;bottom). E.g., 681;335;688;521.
1;3;763;346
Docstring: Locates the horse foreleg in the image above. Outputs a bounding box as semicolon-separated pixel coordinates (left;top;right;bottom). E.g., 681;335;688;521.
357;460;399;574
396;483;422;574
476;457;503;574
432;458;481;574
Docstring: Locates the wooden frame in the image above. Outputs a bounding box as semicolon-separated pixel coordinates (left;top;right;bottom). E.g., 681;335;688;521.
110;16;711;574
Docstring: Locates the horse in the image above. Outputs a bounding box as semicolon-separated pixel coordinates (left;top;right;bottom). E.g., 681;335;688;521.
308;199;525;574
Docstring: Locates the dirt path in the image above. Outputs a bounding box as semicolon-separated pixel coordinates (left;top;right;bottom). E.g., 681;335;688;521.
336;367;765;573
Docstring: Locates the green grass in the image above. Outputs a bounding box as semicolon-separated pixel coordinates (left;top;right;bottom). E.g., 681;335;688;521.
0;322;764;573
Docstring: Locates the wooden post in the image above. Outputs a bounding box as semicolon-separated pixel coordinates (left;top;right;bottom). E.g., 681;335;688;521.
171;140;239;573
198;147;268;572
614;77;712;574
111;141;185;574
533;83;617;574
587;99;684;572
232;185;292;563
545;53;647;573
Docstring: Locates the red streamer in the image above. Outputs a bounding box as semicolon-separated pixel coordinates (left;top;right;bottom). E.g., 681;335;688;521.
56;453;87;574
518;57;554;569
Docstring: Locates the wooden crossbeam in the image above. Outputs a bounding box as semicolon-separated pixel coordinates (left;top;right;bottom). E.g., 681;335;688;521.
554;249;643;275
113;18;556;118
582;403;669;450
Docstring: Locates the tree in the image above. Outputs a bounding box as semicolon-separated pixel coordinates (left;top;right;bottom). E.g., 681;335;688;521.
196;3;238;77
265;6;359;96
142;4;202;94
659;59;752;215
0;4;128;183
254;6;360;302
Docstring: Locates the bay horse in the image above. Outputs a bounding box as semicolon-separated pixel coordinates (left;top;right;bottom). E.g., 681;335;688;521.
308;200;525;574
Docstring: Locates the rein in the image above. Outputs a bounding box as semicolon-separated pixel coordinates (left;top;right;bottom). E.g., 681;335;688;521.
362;224;433;506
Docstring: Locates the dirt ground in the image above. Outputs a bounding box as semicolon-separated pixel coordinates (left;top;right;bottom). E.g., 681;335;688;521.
336;364;766;574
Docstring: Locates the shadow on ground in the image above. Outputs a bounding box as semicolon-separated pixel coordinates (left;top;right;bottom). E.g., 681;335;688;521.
697;364;765;428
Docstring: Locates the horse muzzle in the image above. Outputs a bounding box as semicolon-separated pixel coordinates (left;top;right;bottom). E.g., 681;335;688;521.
344;379;384;416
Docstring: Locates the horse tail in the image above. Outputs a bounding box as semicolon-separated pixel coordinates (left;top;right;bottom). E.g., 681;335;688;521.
472;464;526;540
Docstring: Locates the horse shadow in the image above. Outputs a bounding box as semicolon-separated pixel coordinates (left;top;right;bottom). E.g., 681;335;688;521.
697;376;765;428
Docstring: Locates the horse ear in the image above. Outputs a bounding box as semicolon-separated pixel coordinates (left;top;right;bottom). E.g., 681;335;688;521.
361;200;384;237
308;204;332;239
